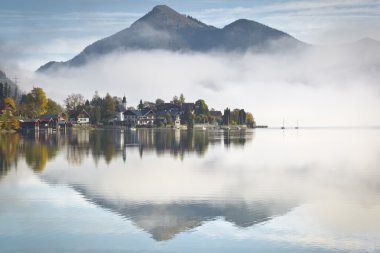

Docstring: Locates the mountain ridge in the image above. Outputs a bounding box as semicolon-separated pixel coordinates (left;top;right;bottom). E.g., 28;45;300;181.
36;5;305;73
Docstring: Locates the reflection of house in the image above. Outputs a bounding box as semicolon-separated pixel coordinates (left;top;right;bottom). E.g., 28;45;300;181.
69;109;90;124
123;109;155;127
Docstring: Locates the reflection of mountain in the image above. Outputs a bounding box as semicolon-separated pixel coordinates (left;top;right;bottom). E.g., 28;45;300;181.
64;184;293;241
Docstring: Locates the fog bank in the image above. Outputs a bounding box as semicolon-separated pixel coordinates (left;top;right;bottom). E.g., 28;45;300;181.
28;42;380;126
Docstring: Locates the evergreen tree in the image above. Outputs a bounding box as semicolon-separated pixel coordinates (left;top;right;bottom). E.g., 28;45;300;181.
138;99;144;110
13;86;18;101
222;108;231;125
238;109;246;125
179;93;185;104
0;83;4;100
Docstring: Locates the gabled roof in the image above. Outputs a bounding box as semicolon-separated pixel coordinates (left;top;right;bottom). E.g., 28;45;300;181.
156;109;182;118
124;109;154;117
70;109;90;118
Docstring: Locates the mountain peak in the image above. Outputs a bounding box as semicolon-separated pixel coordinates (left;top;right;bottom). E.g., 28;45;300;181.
133;5;207;29
151;5;176;14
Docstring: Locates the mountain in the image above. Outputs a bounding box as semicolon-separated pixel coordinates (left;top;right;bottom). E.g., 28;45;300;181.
37;5;305;73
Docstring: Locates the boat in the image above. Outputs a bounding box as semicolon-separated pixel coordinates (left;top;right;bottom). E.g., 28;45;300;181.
281;119;285;130
129;127;137;131
295;121;299;129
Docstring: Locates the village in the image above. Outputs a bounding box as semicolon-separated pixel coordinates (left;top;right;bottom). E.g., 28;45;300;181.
0;86;256;132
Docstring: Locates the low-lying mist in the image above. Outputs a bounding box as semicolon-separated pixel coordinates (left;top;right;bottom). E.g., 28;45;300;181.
28;42;380;126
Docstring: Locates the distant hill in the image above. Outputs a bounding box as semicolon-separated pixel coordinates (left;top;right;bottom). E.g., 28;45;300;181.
37;5;305;73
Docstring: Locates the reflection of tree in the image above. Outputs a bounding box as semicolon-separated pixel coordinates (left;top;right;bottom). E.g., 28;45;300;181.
25;143;48;172
0;129;255;173
0;134;20;177
20;132;61;173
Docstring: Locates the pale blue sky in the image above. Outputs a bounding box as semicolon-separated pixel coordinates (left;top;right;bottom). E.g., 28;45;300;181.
1;0;380;70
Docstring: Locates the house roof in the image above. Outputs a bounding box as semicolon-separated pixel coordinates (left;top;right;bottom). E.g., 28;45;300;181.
209;111;222;117
40;118;54;123
156;108;182;118
181;103;195;110
156;103;181;111
123;109;154;117
70;109;90;118
21;119;40;123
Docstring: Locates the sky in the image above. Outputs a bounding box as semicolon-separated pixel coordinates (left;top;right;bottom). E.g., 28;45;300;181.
0;0;380;126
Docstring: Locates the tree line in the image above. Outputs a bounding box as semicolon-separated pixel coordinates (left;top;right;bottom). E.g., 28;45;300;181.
1;87;256;130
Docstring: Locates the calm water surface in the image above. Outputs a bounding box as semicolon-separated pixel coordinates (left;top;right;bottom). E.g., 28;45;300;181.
0;128;380;252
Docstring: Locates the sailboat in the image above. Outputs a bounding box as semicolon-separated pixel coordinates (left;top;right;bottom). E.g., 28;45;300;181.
295;121;299;129
281;119;285;130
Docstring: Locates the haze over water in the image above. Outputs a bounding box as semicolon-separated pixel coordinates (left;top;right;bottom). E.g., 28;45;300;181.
0;128;380;252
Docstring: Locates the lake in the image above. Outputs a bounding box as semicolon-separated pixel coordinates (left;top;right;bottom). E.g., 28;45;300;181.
0;128;380;252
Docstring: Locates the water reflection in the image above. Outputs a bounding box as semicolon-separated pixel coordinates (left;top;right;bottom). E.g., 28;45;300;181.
1;129;380;252
0;129;254;173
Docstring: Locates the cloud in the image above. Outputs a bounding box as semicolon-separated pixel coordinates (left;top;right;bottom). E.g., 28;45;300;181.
25;39;380;127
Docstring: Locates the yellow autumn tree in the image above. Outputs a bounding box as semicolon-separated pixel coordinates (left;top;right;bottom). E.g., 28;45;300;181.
19;87;48;118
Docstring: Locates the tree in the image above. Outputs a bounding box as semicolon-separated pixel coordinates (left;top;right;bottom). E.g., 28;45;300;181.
238;109;246;125
46;99;63;114
19;87;48;118
183;107;194;129
102;93;116;121
138;99;144;110
194;99;209;115
13;86;18;101
165;112;172;125
4;83;10;98
179;93;185;104
172;95;180;105
246;112;256;128
64;93;85;113
222;108;231;125
0;83;4;100
3;97;16;111
91;91;102;107
230;109;240;125
94;106;101;124
155;98;165;105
